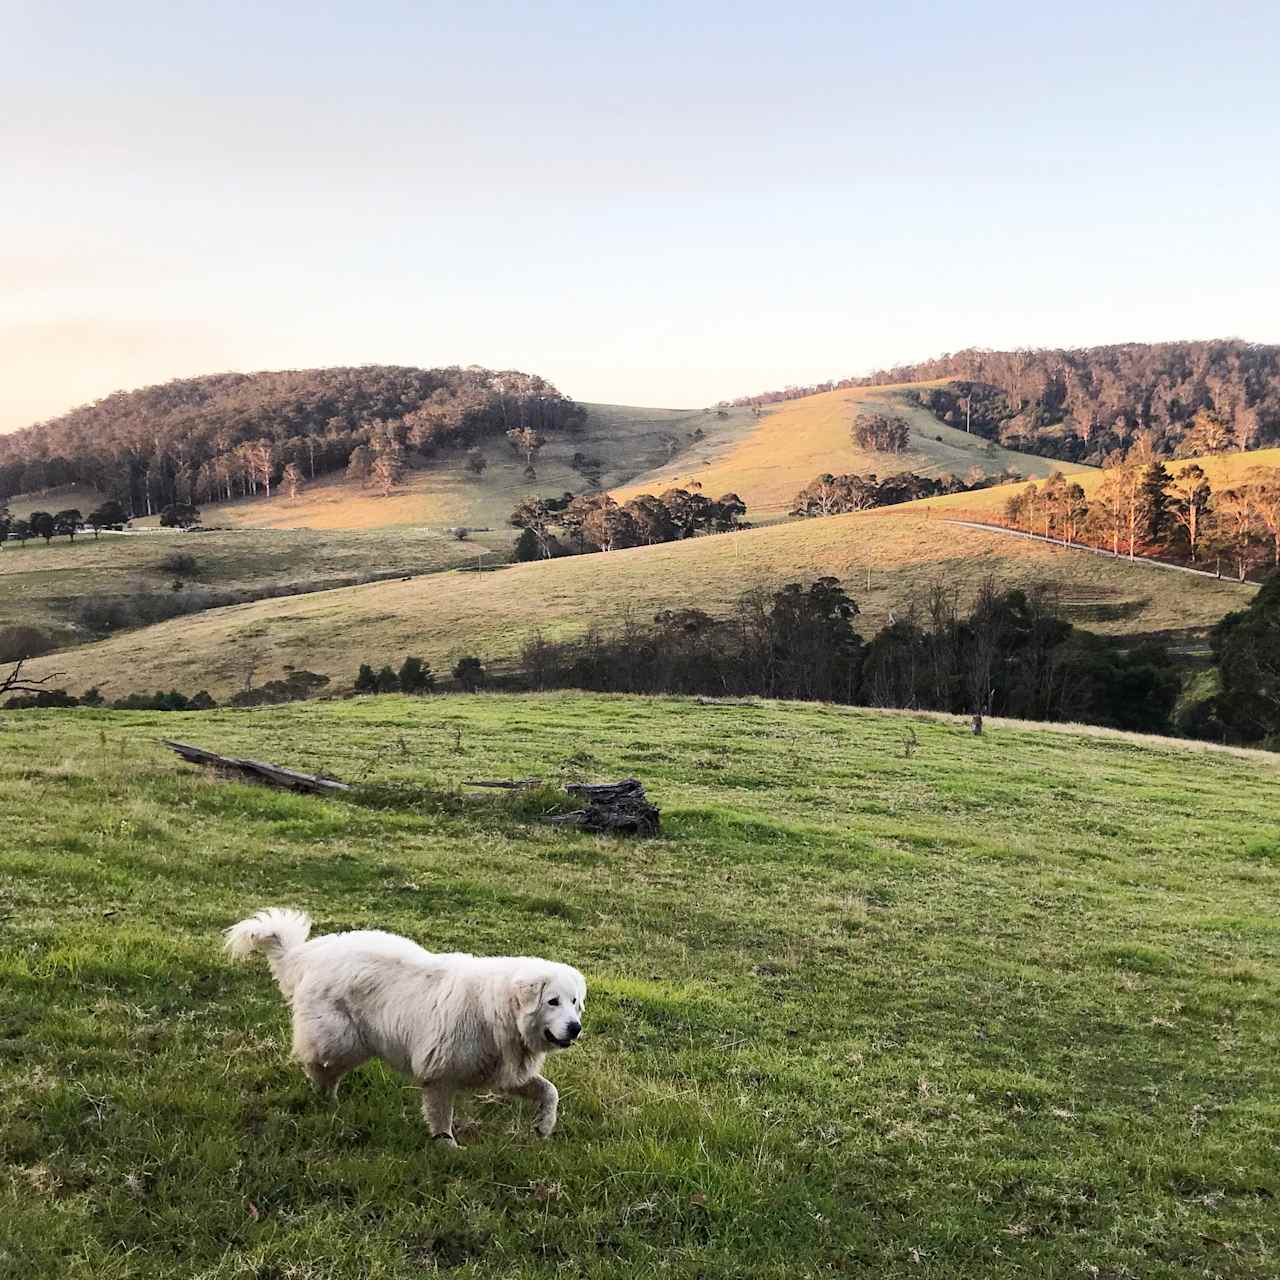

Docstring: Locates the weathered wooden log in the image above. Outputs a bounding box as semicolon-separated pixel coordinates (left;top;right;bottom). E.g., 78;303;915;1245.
162;740;350;794
548;778;660;836
462;778;543;789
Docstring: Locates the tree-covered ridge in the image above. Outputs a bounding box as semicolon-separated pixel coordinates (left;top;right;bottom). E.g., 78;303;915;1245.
0;365;584;513
723;340;1280;464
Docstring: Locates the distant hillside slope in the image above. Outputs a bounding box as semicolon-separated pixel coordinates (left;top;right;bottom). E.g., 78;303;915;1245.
614;384;1092;522
727;341;1280;466
909;446;1280;517
27;509;1251;700
185;402;756;534
0;526;476;648
0;364;586;513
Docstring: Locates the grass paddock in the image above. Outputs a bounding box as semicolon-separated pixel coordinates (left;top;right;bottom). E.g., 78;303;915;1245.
2;693;1277;1277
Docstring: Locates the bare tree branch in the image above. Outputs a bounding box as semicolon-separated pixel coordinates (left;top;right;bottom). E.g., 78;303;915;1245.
0;658;68;698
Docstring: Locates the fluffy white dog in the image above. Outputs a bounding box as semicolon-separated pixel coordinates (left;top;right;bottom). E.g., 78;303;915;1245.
224;907;586;1145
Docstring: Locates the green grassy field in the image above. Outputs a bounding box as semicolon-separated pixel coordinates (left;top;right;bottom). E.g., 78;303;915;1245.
0;527;479;646
24;510;1255;700
2;694;1277;1278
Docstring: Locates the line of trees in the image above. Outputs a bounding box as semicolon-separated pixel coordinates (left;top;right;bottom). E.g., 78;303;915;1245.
721;342;1280;465
509;487;748;559
998;454;1280;580
0;366;585;514
517;576;1183;735
791;467;1022;518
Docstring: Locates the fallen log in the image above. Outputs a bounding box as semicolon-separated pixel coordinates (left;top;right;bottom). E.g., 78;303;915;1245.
547;778;660;836
162;740;350;795
462;778;543;789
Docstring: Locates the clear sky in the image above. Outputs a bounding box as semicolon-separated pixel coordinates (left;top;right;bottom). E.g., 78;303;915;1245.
4;0;1278;431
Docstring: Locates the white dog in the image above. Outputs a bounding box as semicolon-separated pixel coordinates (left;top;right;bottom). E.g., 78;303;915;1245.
224;907;586;1145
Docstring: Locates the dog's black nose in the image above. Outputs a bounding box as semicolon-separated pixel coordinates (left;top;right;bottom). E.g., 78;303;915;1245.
567;1020;582;1039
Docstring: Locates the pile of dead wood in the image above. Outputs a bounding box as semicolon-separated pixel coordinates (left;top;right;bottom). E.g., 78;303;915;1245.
465;776;660;836
164;740;659;835
551;779;660;835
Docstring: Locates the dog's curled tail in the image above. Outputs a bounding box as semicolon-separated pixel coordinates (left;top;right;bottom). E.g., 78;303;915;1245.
224;907;312;971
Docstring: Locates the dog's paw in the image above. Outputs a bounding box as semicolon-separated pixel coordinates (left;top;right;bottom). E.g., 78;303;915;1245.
534;1124;557;1140
431;1132;460;1149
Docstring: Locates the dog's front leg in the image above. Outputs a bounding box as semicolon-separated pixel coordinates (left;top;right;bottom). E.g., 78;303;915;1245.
420;1082;458;1147
512;1074;559;1138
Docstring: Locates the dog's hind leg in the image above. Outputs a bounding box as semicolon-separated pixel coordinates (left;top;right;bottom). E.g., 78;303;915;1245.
292;1004;367;1099
420;1082;458;1147
510;1074;559;1138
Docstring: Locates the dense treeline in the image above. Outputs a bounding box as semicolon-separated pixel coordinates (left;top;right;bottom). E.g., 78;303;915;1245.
996;455;1280;581
0;365;585;511
510;487;747;558
518;577;1182;735
791;468;1021;518
722;341;1280;464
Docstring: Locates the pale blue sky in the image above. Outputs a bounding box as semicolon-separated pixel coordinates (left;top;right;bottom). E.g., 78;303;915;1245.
4;0;1278;429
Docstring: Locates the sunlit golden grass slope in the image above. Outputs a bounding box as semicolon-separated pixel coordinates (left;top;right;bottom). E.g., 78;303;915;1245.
908;447;1280;517
187;403;757;537
28;510;1253;700
5;485;104;520
612;383;1094;522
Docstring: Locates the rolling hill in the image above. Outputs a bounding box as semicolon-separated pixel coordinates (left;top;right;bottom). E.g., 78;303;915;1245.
907;446;1280;518
133;383;1087;533
0;526;478;650
189;402;758;536
613;383;1093;522
24;508;1254;701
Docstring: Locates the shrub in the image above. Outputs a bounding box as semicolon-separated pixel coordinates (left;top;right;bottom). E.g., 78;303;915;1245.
514;527;540;562
452;656;486;692
5;688;79;709
158;551;199;577
110;689;215;711
374;665;400;694
228;671;328;707
398;657;435;694
354;663;378;694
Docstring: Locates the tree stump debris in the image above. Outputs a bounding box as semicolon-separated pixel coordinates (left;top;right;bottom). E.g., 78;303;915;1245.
546;778;660;836
162;740;350;794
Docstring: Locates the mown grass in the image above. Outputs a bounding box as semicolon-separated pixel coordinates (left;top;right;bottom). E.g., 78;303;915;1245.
612;384;1093;523
2;693;1277;1278
0;526;478;643
26;510;1255;700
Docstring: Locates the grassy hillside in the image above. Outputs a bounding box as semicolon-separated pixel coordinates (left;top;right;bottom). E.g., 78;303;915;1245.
0;526;478;647
2;694;1277;1278
613;384;1094;523
910;447;1280;518
177;403;756;535
5;484;105;520
25;511;1254;700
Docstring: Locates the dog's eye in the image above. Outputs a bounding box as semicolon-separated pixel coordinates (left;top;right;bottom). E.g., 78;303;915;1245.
548;997;561;1007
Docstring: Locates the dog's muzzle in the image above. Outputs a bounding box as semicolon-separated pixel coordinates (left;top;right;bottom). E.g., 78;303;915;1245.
544;1021;581;1048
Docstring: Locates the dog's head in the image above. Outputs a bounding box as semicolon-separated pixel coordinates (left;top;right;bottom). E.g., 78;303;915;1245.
512;961;587;1053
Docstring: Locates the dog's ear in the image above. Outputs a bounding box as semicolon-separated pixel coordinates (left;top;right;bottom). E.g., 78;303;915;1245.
512;976;546;1016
